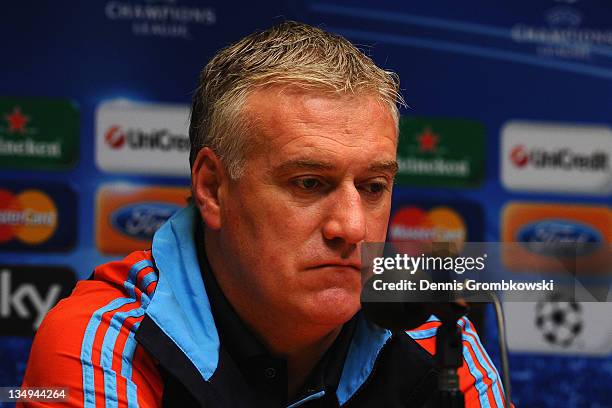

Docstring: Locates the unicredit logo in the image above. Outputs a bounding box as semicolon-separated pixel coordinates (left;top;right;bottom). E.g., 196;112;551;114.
509;144;608;172
104;125;188;152
105;125;126;149
510;145;529;168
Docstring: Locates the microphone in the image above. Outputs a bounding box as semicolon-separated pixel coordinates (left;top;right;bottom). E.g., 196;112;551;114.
360;270;469;408
360;269;513;408
361;299;467;331
360;266;467;331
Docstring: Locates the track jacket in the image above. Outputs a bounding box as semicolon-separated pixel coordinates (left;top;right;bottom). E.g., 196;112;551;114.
21;206;509;407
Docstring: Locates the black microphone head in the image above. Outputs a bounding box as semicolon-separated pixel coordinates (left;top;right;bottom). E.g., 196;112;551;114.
360;268;468;330
361;301;432;331
360;268;432;331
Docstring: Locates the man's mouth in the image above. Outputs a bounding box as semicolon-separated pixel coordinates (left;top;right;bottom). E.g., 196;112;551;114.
307;262;362;272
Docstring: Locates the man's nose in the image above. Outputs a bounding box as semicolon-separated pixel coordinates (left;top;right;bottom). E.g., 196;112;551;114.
321;184;367;244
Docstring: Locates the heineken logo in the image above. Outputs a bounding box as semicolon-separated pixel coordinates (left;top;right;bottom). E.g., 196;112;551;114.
0;105;62;159
398;157;470;177
396;117;485;188
0;98;79;170
4;107;29;134
416;127;438;152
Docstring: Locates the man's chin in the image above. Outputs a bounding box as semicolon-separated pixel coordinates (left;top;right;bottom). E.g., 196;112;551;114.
303;288;361;326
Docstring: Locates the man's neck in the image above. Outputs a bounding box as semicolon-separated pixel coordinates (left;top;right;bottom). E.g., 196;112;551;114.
264;323;342;399
203;230;345;399
220;279;343;398
286;329;340;399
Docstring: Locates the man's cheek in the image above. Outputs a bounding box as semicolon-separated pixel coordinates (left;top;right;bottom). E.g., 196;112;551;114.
368;218;391;240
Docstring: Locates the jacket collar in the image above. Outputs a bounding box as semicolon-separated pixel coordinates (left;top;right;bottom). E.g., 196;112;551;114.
146;205;392;404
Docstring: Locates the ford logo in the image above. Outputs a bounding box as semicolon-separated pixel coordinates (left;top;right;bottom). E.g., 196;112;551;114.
517;219;602;257
111;202;180;240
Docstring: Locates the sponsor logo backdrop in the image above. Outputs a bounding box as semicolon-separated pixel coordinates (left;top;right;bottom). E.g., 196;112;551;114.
96;184;191;254
0;183;77;252
1;1;611;406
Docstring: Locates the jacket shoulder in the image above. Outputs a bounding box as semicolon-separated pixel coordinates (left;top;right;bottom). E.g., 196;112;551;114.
406;316;509;408
20;250;163;407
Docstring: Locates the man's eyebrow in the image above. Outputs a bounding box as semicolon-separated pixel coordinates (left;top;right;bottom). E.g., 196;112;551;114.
369;160;398;176
274;159;399;175
275;159;336;173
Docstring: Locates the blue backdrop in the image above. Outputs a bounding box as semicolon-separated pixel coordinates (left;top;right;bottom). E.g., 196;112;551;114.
1;1;611;407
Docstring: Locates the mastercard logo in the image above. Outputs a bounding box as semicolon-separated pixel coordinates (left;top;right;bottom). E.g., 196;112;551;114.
0;189;58;245
389;206;467;250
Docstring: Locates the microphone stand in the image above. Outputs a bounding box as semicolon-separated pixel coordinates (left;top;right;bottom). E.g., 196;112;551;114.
428;302;468;408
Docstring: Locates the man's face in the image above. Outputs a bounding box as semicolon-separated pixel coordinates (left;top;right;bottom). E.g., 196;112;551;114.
215;87;398;327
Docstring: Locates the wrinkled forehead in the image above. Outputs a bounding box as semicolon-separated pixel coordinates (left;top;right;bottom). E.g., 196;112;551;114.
241;86;398;151
234;86;399;176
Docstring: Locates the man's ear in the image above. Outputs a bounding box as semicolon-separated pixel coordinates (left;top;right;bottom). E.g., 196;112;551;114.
191;147;226;230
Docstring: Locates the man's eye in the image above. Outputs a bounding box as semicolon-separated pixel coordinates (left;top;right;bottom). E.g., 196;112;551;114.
293;177;323;191
360;182;388;196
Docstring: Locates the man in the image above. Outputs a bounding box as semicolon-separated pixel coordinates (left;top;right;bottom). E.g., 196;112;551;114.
21;21;508;407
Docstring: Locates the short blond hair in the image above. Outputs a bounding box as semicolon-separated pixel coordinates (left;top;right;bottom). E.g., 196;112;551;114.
189;20;403;179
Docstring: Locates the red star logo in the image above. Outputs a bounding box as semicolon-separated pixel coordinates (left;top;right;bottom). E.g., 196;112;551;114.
417;127;438;152
4;107;29;134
